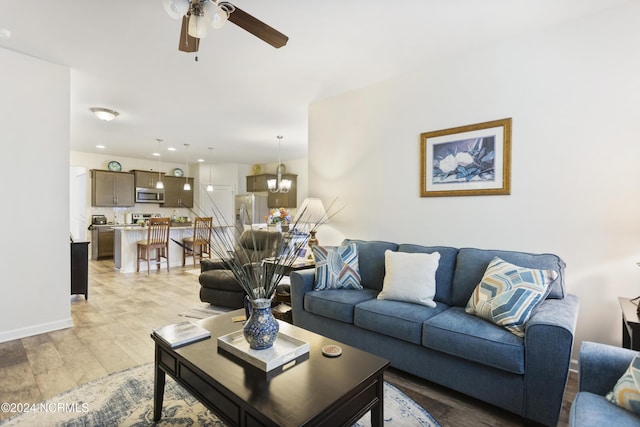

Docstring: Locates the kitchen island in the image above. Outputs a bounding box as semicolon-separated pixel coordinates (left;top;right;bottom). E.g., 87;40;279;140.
114;225;194;273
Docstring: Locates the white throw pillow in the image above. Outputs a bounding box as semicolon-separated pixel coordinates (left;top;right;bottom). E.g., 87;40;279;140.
378;250;440;307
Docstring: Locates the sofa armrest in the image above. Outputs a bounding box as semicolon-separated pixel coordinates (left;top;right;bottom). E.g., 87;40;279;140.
200;258;227;273
578;341;637;395
290;269;315;324
522;294;579;426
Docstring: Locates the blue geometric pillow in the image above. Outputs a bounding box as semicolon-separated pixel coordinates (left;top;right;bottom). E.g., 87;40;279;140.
606;355;640;414
312;243;362;290
465;257;557;337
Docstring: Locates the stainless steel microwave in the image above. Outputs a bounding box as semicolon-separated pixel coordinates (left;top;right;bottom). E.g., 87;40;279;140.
135;187;165;203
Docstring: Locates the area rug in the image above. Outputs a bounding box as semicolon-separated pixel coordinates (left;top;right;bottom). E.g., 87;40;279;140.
0;363;440;427
178;304;230;319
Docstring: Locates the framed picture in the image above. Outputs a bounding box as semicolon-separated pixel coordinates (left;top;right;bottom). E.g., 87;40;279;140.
420;118;511;197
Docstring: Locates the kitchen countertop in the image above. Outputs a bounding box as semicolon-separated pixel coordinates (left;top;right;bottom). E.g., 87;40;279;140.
90;223;193;229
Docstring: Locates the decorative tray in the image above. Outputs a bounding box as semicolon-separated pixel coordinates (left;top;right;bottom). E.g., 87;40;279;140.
217;329;309;372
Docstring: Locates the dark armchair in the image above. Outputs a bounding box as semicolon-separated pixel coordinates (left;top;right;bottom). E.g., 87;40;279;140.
199;230;281;308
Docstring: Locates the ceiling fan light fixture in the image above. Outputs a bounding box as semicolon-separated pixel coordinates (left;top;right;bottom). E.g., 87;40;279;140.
163;0;190;19
203;1;229;29
90;107;119;121
188;13;209;38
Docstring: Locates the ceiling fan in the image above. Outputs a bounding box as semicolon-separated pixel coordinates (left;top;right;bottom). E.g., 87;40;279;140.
163;0;289;52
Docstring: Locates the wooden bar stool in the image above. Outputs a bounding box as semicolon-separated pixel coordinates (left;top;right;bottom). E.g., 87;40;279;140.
137;217;171;274
183;217;212;267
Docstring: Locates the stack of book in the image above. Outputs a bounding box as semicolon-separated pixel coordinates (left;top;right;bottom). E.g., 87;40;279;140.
152;321;211;348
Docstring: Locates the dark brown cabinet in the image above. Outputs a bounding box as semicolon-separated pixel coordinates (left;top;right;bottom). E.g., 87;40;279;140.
246;173;297;208
162;176;194;208
133;170;165;189
246;174;273;192
91;170;135;207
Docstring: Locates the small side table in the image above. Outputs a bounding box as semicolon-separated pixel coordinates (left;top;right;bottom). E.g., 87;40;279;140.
267;258;315;324
619;297;640;351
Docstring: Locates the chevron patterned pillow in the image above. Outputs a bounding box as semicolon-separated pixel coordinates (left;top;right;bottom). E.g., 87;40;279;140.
312;243;362;290
606;355;640;414
465;256;557;337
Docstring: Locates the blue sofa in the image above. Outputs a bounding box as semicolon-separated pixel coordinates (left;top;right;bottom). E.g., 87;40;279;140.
290;240;579;427
570;341;640;426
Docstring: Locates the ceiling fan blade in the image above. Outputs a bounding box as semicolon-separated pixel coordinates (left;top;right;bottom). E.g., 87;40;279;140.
178;15;200;53
223;3;289;48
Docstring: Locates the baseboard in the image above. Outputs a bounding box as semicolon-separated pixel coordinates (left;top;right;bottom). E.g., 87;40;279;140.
0;318;74;343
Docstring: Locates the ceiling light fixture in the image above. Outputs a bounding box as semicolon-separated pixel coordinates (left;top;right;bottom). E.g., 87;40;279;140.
163;0;189;19
90;107;119;121
206;147;214;192
267;135;291;193
164;0;234;36
156;139;164;190
183;143;191;191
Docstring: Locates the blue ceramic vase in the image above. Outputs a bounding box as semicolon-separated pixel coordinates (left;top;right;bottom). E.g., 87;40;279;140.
243;298;279;350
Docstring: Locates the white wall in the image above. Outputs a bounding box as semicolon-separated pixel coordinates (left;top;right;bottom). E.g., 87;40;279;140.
308;2;640;355
0;48;72;342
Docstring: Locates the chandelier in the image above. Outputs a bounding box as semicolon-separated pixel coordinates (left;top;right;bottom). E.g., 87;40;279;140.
267;136;291;193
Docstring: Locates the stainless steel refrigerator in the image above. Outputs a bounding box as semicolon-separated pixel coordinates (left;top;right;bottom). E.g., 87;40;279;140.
235;193;269;227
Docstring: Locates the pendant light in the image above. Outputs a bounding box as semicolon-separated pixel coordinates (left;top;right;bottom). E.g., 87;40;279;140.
155;139;164;190
183;143;191;191
206;147;214;192
267;135;291;193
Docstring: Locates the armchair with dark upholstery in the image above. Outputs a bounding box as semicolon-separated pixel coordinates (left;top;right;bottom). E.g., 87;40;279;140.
198;229;281;308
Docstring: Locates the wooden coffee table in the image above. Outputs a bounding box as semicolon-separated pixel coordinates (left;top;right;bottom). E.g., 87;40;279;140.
151;310;389;426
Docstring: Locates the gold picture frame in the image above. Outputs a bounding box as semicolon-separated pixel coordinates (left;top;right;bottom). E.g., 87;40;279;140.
420;118;511;197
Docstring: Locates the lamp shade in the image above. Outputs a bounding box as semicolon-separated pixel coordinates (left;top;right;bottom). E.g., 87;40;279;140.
203;1;228;29
295;198;328;224
163;0;190;19
188;14;209;38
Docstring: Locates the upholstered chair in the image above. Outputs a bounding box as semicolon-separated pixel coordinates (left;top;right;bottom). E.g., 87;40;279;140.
199;230;281;308
570;341;640;426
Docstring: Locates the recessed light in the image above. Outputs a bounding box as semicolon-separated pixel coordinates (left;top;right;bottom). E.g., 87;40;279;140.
197;158;204;162
96;145;106;149
152;152;160;157
168;147;176;151
0;29;11;39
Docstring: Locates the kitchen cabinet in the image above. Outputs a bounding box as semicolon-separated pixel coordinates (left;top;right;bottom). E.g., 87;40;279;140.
246;173;297;208
246;174;274;192
91;170;135;207
91;226;114;259
133;170;165;188
162;176;194;208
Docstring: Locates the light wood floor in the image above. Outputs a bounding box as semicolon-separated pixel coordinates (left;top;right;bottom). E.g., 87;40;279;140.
0;259;576;426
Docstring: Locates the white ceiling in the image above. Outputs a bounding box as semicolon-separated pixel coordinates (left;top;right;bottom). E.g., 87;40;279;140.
0;0;628;165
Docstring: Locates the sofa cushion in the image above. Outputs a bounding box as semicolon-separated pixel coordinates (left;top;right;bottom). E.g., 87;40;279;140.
465;257;557;337
355;299;449;344
423;307;525;374
377;250;440;307
342;240;399;291
571;392;640;427
606;355;640;414
397;244;458;306
312;243;362;290
452;248;566;307
303;288;378;323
